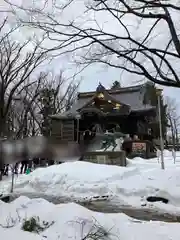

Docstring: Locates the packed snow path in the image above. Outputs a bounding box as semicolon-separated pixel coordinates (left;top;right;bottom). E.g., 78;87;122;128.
4;192;180;222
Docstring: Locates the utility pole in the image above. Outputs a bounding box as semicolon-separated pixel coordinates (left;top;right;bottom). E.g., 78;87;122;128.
156;88;165;169
76;114;81;143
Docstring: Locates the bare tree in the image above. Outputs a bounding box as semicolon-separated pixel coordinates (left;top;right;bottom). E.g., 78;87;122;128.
36;71;79;135
11;73;47;138
6;0;180;88
165;97;180;146
0;17;47;138
6;69;79;139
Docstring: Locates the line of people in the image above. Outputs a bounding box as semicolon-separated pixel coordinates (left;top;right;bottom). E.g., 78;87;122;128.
0;157;56;177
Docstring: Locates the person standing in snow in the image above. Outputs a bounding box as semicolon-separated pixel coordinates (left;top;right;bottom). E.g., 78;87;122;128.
32;157;40;169
20;144;29;174
3;164;9;176
14;162;19;174
20;160;28;174
0;164;8;177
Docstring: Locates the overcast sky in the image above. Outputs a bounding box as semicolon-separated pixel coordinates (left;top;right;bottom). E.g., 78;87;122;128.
1;0;180;107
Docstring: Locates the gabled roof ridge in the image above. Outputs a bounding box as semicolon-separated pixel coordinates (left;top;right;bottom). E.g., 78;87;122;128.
78;83;145;98
77;89;130;112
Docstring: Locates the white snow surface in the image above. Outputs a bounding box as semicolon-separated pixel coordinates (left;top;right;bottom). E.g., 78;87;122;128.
1;150;180;215
0;196;180;240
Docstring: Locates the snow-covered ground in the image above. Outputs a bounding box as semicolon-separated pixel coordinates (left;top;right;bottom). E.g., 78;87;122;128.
0;196;179;240
1;150;180;215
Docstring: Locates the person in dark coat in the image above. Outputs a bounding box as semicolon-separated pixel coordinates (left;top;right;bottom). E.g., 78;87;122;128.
32;157;39;169
0;164;9;176
47;159;54;166
14;162;19;174
3;164;9;176
20;160;28;174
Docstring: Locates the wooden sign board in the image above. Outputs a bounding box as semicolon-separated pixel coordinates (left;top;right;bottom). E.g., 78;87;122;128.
132;142;146;153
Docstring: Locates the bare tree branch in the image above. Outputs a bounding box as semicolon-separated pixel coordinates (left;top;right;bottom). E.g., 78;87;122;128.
5;0;180;88
0;19;47;137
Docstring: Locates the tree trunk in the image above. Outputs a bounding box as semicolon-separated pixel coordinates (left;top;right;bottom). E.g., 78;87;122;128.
169;117;176;149
173;119;179;144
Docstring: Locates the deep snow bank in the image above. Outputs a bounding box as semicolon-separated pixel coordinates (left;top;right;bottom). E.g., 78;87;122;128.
0;161;141;199
1;156;180;214
0;196;179;240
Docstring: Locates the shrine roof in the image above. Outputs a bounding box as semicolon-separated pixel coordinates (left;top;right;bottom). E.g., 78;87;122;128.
50;84;156;119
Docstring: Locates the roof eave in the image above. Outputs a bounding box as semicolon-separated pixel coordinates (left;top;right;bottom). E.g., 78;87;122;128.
131;107;156;113
49;114;75;120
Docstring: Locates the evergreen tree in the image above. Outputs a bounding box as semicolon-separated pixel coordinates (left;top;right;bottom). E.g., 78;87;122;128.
38;88;58;137
111;81;121;89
